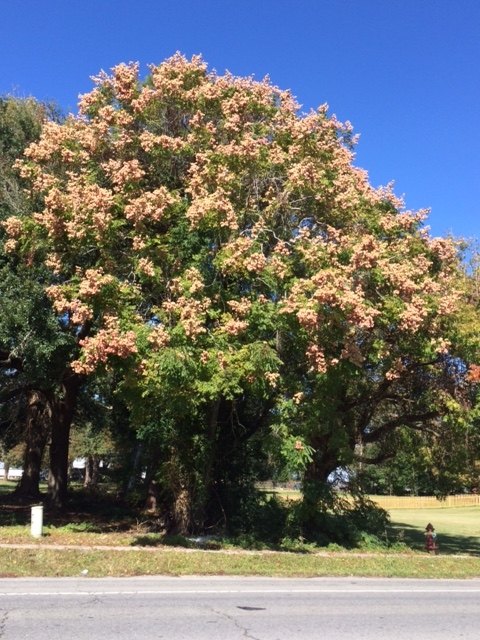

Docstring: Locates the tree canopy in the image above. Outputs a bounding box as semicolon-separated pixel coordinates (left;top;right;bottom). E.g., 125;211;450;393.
1;55;477;535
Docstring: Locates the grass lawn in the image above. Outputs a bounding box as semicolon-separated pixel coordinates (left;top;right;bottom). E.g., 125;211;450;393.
266;488;480;556
0;480;19;495
1;481;479;577
388;506;480;556
2;548;480;579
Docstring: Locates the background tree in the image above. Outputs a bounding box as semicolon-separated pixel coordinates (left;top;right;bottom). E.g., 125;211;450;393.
0;96;76;500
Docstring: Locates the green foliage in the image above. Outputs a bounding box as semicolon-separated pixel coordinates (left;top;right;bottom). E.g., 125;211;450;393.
1;60;477;536
357;416;480;496
0;97;73;472
0;97;46;161
0;264;74;386
226;492;290;544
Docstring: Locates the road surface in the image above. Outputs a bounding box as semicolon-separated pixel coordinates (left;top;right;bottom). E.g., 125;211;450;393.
0;576;479;639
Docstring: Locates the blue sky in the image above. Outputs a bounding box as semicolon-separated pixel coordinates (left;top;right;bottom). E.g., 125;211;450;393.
1;0;479;241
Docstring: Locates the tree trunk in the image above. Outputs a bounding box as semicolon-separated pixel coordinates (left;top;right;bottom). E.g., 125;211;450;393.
125;441;144;494
197;398;221;529
302;433;339;491
165;450;194;535
15;390;51;500
47;373;81;509
299;442;340;538
84;454;100;489
144;479;159;512
171;483;193;535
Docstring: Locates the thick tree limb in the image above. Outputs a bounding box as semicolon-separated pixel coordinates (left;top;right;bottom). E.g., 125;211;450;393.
362;410;441;443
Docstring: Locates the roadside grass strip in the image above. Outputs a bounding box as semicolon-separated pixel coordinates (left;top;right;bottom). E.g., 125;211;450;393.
1;547;480;579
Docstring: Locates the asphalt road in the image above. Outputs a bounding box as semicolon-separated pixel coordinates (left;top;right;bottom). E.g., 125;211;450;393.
1;576;479;639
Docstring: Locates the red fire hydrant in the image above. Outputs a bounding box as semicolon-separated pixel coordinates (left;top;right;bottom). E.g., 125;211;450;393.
425;523;439;555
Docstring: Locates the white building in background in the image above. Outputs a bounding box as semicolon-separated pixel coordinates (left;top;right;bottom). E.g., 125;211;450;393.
72;458;86;469
0;462;23;480
7;468;23;479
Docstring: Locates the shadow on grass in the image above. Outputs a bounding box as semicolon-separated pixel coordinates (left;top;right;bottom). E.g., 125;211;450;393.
2;481;478;556
132;534;187;548
0;486;142;533
131;534;224;550
0;482;17;497
389;521;480;556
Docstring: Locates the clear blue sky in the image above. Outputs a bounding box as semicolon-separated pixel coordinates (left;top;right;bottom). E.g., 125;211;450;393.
1;0;479;241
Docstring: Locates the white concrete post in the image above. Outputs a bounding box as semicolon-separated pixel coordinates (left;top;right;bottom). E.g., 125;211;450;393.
31;505;44;538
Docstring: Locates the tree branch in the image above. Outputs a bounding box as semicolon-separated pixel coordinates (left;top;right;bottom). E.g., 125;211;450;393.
0;349;24;372
354;450;396;465
362;410;441;443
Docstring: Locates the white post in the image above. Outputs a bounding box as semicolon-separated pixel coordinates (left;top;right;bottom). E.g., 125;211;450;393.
31;505;44;538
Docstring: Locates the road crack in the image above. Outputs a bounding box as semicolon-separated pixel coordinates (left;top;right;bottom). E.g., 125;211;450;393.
0;610;9;638
210;606;263;640
80;593;103;608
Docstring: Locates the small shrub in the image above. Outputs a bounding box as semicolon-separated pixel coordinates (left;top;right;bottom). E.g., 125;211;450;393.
346;497;390;536
226;490;289;545
356;532;387;550
279;537;318;553
158;534;192;548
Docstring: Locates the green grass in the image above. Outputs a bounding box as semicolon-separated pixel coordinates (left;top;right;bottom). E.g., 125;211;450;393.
1;547;480;579
1;482;479;577
0;480;19;496
388;506;480;555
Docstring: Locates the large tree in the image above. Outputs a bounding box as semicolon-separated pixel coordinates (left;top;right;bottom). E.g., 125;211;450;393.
5;55;463;528
0;96;76;501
